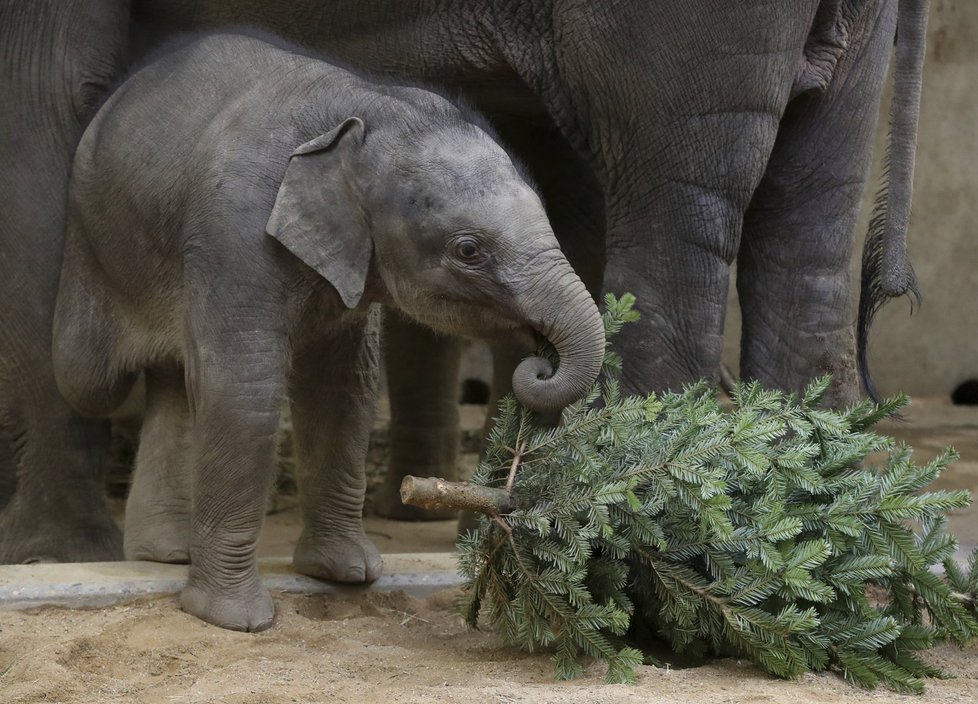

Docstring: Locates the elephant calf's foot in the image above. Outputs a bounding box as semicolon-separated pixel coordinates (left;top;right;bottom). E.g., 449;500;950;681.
180;569;275;632
293;530;383;583
124;515;191;563
0;502;123;564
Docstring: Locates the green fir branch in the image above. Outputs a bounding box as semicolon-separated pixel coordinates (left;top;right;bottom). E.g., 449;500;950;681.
450;294;978;689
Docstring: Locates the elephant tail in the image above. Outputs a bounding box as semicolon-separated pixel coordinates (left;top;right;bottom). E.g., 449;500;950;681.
857;0;929;403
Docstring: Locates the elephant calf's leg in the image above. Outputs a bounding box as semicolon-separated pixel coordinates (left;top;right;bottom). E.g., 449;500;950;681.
290;316;382;583
52;263;139;419
179;328;286;632
124;369;192;563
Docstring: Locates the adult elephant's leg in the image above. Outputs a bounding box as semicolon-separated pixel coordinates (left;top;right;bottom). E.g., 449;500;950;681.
738;2;897;408
377;309;462;520
291;313;382;582
0;441;15;511
527;2;818;395
180;322;286;632
0;0;128;564
0;256;127;563
0;400;121;563
124;368;192;562
2;248;127;563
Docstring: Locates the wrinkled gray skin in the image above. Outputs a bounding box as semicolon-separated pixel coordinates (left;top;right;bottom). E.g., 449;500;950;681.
52;33;605;631
0;0;129;562
132;0;928;519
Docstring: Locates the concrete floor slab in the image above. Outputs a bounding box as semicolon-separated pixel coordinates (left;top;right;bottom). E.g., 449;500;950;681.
0;553;461;611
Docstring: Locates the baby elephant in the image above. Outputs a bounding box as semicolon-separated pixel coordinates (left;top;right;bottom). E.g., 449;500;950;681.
52;33;604;631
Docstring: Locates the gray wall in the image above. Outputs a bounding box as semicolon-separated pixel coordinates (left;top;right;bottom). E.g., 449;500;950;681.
724;0;978;399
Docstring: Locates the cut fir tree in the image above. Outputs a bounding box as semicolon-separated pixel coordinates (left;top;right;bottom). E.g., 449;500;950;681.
401;294;978;691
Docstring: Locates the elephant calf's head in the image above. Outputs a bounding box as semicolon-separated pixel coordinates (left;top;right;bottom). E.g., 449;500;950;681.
266;107;605;414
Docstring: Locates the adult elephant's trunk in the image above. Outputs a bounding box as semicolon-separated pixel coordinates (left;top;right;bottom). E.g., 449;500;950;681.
858;0;930;402
511;257;605;414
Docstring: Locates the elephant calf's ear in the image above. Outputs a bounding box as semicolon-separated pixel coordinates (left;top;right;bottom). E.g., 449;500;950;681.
266;117;371;309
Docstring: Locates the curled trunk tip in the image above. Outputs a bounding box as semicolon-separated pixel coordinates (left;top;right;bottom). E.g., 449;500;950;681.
511;304;605;413
509;245;605;413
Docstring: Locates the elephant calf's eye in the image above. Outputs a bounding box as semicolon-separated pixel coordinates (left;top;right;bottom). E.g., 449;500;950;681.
450;236;487;266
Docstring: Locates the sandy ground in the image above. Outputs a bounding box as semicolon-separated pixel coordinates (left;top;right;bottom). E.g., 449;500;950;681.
1;397;977;703
2;589;977;704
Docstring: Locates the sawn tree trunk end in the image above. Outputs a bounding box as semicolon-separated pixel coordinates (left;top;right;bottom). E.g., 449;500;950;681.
400;476;514;515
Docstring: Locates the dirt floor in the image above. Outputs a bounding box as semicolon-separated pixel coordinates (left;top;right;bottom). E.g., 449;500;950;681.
3;588;978;704
1;397;977;703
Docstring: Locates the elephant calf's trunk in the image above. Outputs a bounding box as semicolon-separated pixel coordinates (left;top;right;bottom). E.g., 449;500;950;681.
512;272;605;414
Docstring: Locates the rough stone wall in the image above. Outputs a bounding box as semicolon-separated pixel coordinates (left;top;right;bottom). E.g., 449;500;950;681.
724;0;978;399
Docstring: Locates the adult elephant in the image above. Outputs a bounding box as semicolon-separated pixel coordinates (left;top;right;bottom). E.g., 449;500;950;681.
0;0;130;561
131;0;927;518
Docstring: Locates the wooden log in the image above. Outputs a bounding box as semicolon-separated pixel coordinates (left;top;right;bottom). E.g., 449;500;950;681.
400;476;515;515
